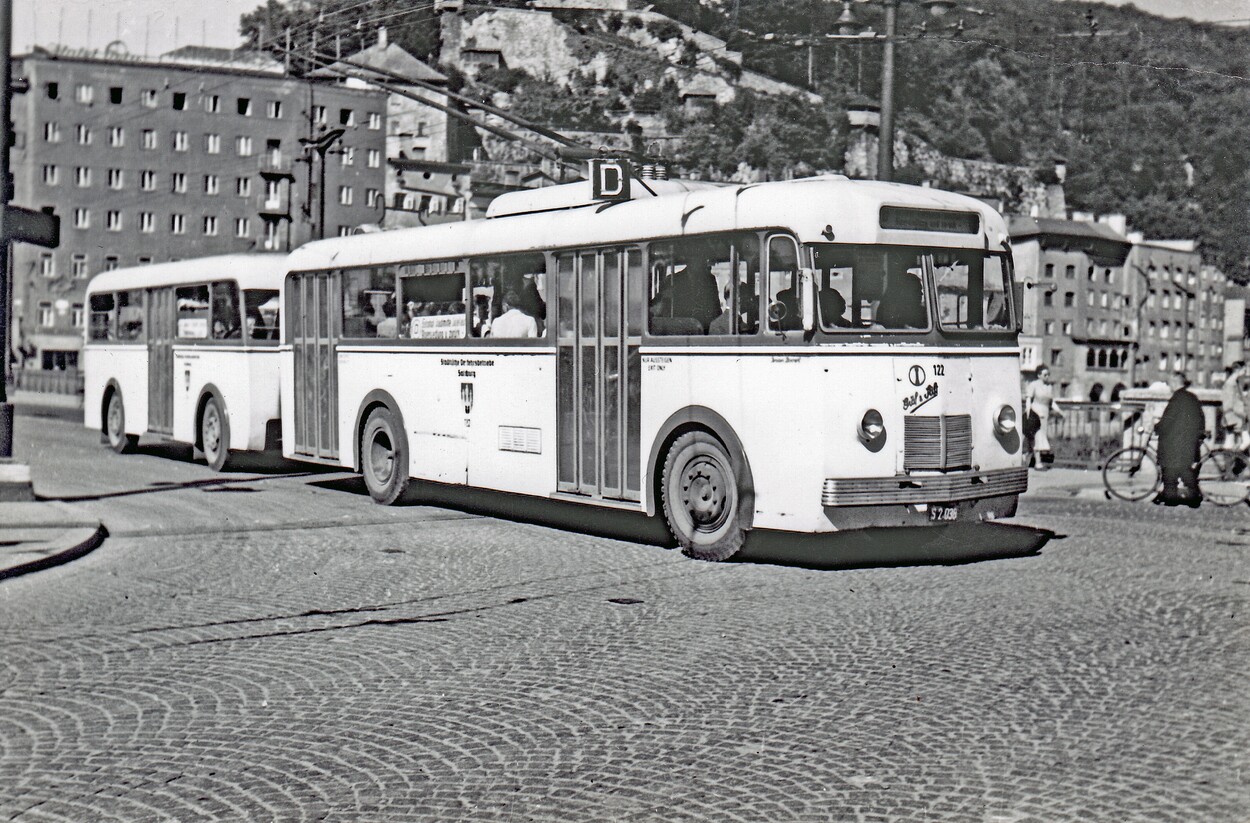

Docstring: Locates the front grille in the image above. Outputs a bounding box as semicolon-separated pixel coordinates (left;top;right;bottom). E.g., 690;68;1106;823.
904;414;973;471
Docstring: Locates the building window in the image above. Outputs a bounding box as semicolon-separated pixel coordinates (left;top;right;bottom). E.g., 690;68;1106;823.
141;128;157;149
43;122;61;142
39;253;55;277
1064;292;1075;308
368;112;381;130
267;100;283;118
236;136;253;156
73;208;89;229
337;226;352;237
339;186;353;206
139;212;155;233
340;146;354;166
236;178;252;197
173;131;189;151
45;81;58;99
107;168;124;189
205;133;221;154
313;105;327;125
339;108;355;127
104;255;119;271
262;220;281;250
75;124;92;145
1043;320;1054;335
1050;348;1063;366
71;254;89;278
39;301;54;326
138;256;152;265
366;188;380;208
263;179;281;206
75;84;94;104
204;175;219;195
367;148;381;168
237;97;252;116
203;215;219;236
235;217;250;238
1043;291;1053;307
141;170;156;191
1086;291;1094;307
1065;265;1075;279
72;303;85;327
1100;292;1109;307
109;86;123;105
75;166;91;187
170;214;186;234
41;165;58;185
1104;268;1114;283
142;89;158;108
1086;266;1095;282
204;94;221;113
1062;321;1072;335
172;172;188;193
106;211;122;231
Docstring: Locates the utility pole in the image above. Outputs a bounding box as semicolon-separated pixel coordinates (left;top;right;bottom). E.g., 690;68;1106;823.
877;0;897;182
300;128;345;241
1;0;13;444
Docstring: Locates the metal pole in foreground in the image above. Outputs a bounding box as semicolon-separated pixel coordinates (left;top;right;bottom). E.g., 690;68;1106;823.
876;0;897;182
0;0;14;459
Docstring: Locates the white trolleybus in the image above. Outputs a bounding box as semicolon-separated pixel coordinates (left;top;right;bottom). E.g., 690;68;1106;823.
84;255;286;470
281;173;1025;560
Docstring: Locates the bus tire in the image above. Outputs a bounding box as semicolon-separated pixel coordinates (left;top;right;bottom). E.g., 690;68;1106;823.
361;407;410;505
662;431;746;562
199;396;231;472
104;390;138;454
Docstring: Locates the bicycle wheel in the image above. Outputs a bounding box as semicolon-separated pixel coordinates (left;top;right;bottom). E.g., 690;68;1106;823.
1103;446;1160;502
1197;449;1250;507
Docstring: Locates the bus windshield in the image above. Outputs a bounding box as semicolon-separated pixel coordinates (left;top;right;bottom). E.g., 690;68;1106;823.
810;244;1012;334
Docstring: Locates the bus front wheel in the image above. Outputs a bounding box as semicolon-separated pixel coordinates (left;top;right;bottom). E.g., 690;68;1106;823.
200;397;231;472
662;431;746;562
105;391;138;454
361;407;410;505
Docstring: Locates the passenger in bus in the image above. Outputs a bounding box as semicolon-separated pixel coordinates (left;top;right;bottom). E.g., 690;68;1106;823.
820;287;850;328
471;295;492;337
374;297;398;338
875;270;926;329
505;272;546;330
667;254;720;332
772;281;803;331
489;290;538;338
650;289;702;335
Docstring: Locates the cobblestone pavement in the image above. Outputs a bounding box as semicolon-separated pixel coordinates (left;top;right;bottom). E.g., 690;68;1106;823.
1;414;1248;822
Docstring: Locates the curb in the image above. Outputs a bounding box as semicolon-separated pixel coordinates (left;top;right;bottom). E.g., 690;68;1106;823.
0;523;108;581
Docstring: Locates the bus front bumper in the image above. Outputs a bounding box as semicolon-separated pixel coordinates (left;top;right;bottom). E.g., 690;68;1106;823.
821;467;1028;508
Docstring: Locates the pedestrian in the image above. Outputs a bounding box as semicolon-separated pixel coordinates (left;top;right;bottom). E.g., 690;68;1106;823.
1154;371;1205;508
1220;361;1248;451
1024;366;1062;470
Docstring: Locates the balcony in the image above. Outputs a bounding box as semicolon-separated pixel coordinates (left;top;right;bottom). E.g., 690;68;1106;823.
256;193;290;219
258;155;296;178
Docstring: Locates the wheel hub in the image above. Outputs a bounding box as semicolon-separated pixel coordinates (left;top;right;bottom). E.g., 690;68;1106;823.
370;435;394;483
682;459;727;527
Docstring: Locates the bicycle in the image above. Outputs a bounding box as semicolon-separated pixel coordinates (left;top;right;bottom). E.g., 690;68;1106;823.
1103;430;1243;505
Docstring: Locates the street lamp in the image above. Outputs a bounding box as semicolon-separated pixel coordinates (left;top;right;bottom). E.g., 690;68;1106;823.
834;0;954;182
299;128;346;241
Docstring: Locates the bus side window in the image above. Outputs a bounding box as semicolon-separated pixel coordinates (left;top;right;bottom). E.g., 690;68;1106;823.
650;234;752;336
400;268;467;339
89;293;116;341
708;234;759;336
211;281;241;339
175;285;211;339
342;266;398;339
244;289;280;340
766;236;802;332
117;290;145;340
469;252;546;339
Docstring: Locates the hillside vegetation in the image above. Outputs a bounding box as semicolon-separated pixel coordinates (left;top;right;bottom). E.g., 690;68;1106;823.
240;0;1250;279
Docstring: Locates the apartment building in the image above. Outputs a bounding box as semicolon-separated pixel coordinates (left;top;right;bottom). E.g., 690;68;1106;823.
10;45;387;372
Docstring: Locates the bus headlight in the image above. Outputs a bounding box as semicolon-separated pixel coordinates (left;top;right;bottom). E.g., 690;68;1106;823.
994;405;1017;435
858;409;886;444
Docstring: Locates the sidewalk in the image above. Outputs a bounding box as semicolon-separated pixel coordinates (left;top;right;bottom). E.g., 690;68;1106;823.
1020;466;1109;501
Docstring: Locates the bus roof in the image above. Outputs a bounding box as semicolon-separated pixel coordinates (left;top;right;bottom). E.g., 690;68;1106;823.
85;254;289;295
286;176;1010;273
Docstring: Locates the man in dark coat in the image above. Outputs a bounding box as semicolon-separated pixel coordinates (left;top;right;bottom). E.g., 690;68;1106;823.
1154;371;1205;507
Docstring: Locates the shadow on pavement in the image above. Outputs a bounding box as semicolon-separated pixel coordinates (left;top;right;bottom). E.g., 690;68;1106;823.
312;475;1055;570
125;442;312;476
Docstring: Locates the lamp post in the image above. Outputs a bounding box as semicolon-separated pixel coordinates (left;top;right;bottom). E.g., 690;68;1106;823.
300;127;345;241
833;0;956;181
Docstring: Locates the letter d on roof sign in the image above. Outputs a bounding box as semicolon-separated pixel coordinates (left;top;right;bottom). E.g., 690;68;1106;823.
591;159;631;202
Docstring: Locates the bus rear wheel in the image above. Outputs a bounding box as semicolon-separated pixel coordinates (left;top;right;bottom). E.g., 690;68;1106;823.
200;397;231;472
662;431;746;562
361;407;410;505
105;391;138;454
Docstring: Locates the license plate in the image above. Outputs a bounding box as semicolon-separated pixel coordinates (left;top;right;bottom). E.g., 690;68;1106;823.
929;505;959;522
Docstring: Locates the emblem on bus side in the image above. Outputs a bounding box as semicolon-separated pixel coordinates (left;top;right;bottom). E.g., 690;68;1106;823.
908;365;926;386
461;382;474;414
